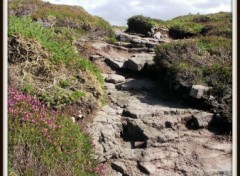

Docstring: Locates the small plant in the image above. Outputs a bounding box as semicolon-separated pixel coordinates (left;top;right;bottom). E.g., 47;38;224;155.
20;84;35;95
58;79;70;88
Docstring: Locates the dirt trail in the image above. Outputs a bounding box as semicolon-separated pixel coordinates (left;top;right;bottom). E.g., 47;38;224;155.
86;32;232;176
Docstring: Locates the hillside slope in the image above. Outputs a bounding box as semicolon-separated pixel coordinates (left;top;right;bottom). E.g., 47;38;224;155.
8;0;112;175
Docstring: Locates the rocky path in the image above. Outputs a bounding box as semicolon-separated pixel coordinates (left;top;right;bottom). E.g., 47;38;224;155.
86;31;232;176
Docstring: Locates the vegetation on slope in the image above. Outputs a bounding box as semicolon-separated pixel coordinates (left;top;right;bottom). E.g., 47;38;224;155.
8;0;115;41
8;88;107;176
126;15;165;35
126;12;231;39
8;0;113;175
154;38;232;96
8;16;104;109
167;12;232;39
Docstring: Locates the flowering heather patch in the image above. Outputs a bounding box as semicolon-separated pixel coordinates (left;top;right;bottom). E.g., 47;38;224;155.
8;88;61;142
8;87;105;175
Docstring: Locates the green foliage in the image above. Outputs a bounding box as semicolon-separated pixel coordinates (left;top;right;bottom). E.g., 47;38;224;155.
169;22;204;39
197;36;232;54
126;15;159;35
169;12;231;39
8;88;100;175
9;0;114;38
127;12;231;39
39;89;85;108
203;64;232;96
154;38;232;97
20;84;35;95
58;79;70;88
108;33;117;44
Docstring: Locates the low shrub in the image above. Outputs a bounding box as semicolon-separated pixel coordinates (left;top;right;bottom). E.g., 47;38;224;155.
126;15;155;35
8;87;108;175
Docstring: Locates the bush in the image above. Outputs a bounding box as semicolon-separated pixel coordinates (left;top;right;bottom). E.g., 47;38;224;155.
155;38;231;89
126;15;155;35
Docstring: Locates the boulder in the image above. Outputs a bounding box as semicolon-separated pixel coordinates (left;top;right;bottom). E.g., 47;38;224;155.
105;74;125;84
192;112;214;128
153;32;161;40
92;42;109;50
189;85;211;99
115;32;136;42
126;54;154;71
105;57;128;69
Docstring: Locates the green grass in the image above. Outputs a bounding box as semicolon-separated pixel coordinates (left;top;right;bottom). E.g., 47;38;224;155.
197;36;232;55
9;0;114;40
202;64;232;96
126;12;232;39
9;16;105;108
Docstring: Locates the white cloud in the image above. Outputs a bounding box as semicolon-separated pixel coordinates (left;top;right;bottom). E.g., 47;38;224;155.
42;0;232;26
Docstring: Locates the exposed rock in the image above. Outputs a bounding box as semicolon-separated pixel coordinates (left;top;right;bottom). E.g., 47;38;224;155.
70;117;76;123
131;38;148;45
116;78;156;91
153;32;161;40
189;85;211;99
116;98;129;108
191;112;214;128
125;53;154;71
133;141;145;148
111;45;129;51
105;57;128;69
129;47;150;53
204;143;232;153
115;32;135;42
92;42;109;50
101;73;108;80
139;162;156;174
87;30;231;176
105;74;125;84
123;108;150;119
111;161;127;174
100;127;115;140
90;55;102;61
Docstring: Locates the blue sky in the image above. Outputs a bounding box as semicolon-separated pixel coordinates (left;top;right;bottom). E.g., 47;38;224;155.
42;0;232;26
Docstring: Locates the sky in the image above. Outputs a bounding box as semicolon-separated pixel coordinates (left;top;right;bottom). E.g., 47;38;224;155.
42;0;232;26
